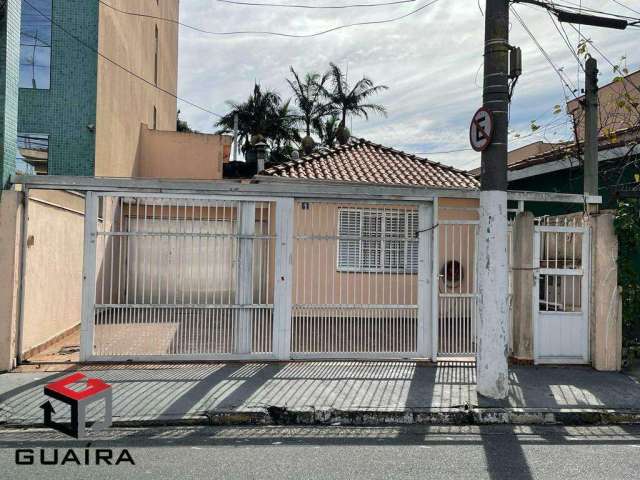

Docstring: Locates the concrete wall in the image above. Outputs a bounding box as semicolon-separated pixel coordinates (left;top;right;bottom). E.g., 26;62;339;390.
590;212;622;371
20;190;84;356
95;0;179;177
0;189;84;369
511;211;534;360
0;190;22;371
137;126;232;180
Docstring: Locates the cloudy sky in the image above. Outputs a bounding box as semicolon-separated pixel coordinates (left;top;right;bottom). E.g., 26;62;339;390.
176;0;639;170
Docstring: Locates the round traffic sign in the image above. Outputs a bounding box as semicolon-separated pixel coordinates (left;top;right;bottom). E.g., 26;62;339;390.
469;107;494;152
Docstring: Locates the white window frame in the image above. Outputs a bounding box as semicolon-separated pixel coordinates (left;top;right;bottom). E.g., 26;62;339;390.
337;207;418;274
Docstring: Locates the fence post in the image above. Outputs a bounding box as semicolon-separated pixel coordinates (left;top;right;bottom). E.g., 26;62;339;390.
80;192;98;362
236;202;255;354
273;198;294;360
591;213;621;370
417;203;434;358
511;211;535;361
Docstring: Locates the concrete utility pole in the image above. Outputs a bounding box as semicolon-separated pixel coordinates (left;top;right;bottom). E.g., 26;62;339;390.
477;0;510;400
584;56;599;210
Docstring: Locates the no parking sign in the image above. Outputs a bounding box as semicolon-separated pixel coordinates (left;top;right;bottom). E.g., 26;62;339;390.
469;107;494;152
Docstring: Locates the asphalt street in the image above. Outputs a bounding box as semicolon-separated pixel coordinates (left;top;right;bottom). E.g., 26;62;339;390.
1;425;640;479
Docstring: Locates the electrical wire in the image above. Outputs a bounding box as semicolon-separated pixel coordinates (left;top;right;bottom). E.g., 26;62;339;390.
216;0;417;8
98;0;442;38
610;0;640;16
545;7;585;73
511;5;579;100
23;0;224;118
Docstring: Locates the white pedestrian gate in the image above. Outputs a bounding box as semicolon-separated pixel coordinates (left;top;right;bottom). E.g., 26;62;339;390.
437;220;479;356
533;217;590;364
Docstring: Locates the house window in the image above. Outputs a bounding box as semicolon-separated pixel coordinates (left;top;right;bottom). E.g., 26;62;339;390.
337;208;419;273
17;133;49;174
19;0;52;89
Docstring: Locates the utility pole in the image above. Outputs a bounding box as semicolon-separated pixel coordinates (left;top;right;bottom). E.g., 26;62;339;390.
477;0;510;400
584;56;599;212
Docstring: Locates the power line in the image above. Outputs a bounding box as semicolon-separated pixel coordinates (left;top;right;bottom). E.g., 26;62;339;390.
564;22;640;95
98;0;442;38
23;0;224;118
545;7;585;74
530;0;640;22
511;6;579;100
610;0;640;16
412;147;474;155
216;0;418;8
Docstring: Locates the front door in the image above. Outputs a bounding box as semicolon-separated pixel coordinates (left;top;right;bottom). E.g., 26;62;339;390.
533;221;590;364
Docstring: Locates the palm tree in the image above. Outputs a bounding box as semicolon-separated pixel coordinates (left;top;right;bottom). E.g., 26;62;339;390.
269;100;300;154
287;67;329;153
324;63;389;144
313;114;340;149
216;83;285;153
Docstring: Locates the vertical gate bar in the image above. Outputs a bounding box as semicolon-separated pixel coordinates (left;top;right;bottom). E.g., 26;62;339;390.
431;198;439;360
273;198;294;360
236;202;255;354
582;223;591;361
80;192;99;361
417;203;433;357
533;228;541;363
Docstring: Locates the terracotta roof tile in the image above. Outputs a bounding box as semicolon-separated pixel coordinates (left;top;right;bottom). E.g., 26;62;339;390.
261;138;479;189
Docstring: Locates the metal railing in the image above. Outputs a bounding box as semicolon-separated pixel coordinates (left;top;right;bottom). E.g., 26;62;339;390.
290;201;426;358
87;193;276;359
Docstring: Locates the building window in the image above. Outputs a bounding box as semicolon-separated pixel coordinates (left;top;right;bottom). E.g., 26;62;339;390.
17;134;49;174
152;106;157;129
19;0;52;89
337;208;419;273
154;25;159;85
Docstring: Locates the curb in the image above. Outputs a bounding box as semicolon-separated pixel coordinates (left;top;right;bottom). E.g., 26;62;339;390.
3;407;640;429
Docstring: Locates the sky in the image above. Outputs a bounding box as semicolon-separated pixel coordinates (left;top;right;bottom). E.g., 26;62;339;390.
176;0;640;171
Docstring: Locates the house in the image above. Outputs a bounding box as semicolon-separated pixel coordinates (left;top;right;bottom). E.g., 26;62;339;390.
0;2;620;371
1;0;231;183
497;69;640;214
0;0;231;370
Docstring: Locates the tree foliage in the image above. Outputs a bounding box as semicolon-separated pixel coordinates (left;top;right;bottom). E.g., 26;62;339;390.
216;63;388;161
614;200;640;353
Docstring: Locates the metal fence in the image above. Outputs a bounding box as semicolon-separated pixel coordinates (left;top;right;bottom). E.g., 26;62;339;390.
290;201;428;358
87;193;276;359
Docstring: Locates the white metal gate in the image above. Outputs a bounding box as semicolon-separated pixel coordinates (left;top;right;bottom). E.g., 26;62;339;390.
437;220;479;356
80;192;292;361
80;193;434;361
533;216;590;364
290;200;433;359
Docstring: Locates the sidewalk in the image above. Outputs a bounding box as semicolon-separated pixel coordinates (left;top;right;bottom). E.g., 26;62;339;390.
1;362;640;427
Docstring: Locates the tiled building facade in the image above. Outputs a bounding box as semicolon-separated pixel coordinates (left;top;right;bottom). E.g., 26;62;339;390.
1;0;179;184
0;0;21;187
18;0;99;176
